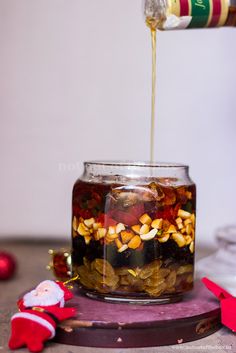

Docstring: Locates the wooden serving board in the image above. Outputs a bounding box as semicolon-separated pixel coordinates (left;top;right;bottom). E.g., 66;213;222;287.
55;280;221;348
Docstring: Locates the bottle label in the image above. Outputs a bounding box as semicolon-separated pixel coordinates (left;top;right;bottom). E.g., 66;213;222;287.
163;0;229;29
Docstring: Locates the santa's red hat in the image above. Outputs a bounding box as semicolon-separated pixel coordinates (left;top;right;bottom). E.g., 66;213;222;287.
56;281;73;301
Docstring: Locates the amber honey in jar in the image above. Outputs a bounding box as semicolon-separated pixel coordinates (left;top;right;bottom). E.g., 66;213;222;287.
72;161;196;304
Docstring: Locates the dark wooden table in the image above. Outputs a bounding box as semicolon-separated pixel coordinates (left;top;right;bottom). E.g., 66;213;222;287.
0;240;235;353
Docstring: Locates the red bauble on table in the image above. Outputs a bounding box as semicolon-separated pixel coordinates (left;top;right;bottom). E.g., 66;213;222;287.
0;251;16;280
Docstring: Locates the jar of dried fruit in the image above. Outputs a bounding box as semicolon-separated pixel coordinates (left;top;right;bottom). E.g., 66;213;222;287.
72;161;196;304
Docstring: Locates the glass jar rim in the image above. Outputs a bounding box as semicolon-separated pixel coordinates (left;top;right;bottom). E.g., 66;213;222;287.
84;160;188;169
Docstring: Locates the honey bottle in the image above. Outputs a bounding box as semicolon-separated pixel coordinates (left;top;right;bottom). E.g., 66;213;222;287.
144;0;236;30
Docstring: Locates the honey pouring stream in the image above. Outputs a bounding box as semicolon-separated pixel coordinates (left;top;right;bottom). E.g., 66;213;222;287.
150;28;157;163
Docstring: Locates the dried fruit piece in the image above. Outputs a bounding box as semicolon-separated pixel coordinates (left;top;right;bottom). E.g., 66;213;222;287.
187;274;193;283
176;264;193;275
92;258;115;277
140;228;157;241
83;257;91;270
139;213;152;225
121;230;134;244
139;260;162;280
166;270;176;288
131;224;141;234
127;269;137;277
102;274;119;288
139;268;154;280
128;235;141;249
115;238;123;249
145;282;167;296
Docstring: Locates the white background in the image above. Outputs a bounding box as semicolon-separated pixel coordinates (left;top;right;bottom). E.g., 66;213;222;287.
0;0;236;244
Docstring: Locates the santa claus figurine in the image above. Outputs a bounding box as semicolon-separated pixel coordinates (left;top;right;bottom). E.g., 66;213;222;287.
8;280;76;352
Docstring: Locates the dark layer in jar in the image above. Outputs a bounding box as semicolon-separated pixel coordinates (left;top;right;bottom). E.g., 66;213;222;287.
72;179;196;297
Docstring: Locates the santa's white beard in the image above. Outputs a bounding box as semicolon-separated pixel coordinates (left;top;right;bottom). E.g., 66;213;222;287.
23;289;64;307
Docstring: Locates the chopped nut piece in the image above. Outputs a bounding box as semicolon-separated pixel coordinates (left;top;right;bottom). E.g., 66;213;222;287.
115;238;123;249
131;224;141;234
116;223;126;234
185;235;192;245
186;224;192;235
139;213;152;225
177;223;184;230
72;229;77;238
93;222;102;231
121;230;134;244
128;235;141;249
106;233;119;240
157;234;170;243
72;216;78;231
118;244;128;253
178;209;191;219
97;227;107;239
140;228;157;241
84;218;95;228
140;224;150;235
189;241;194;253
105;237;114;244
171;232;186;247
77;223;90;236
151;218;163;229
108;226;116;235
175;217;182;224
184;218;192;226
190;214;196;226
84;235;92;244
181;227;186;234
166;224;177;234
94;231;100;241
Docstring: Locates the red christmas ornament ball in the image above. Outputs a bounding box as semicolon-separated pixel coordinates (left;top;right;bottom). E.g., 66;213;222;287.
0;252;16;280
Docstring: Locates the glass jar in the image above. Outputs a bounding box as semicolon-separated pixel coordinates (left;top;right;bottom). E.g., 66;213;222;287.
71;161;196;304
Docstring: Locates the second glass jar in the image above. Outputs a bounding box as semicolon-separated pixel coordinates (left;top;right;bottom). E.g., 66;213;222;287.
72;161;196;304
